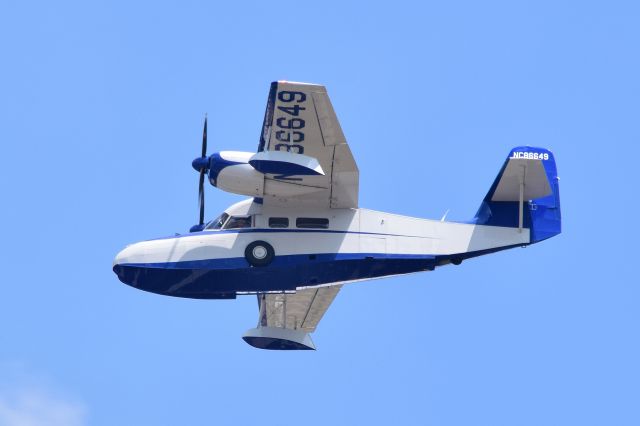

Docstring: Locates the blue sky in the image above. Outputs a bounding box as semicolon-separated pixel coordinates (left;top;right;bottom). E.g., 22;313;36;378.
1;0;639;425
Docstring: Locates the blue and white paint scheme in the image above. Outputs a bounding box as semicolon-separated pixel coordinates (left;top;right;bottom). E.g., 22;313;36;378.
113;81;562;350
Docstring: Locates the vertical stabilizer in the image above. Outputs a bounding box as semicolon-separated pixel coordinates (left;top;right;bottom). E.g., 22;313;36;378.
474;147;561;243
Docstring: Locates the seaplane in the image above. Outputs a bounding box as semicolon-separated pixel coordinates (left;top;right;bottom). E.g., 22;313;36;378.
113;81;562;350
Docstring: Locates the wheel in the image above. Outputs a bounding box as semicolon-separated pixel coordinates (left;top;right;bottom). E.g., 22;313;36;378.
245;240;275;267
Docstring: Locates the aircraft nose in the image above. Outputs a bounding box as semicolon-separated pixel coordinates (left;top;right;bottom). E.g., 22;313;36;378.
114;239;154;264
113;245;131;279
113;244;134;268
112;242;148;275
112;239;191;295
112;242;149;286
113;247;125;268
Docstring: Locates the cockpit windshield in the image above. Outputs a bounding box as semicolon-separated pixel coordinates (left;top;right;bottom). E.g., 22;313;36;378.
205;213;229;230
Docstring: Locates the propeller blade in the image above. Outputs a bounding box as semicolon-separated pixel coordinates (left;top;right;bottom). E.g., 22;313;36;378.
197;115;208;227
199;169;205;226
201;115;208;158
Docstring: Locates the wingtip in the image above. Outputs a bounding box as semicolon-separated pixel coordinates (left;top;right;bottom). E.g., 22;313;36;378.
274;80;324;87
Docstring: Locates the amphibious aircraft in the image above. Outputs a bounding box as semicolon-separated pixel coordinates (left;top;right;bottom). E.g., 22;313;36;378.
113;81;561;350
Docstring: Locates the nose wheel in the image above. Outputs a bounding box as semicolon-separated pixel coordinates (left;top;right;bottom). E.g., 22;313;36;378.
245;241;275;267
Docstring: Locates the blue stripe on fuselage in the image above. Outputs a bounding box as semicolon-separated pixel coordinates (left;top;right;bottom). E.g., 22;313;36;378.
113;252;437;299
113;244;524;300
120;252;436;270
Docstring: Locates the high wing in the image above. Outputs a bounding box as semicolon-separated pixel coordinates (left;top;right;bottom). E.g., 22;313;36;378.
258;81;359;208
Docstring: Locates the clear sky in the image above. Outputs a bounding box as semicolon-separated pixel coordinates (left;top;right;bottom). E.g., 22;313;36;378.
1;1;639;425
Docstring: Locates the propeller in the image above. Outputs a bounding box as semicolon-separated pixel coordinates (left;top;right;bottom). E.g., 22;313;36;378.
198;116;207;226
190;115;209;232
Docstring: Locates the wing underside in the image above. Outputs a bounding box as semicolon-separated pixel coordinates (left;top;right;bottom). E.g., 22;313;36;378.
258;286;342;333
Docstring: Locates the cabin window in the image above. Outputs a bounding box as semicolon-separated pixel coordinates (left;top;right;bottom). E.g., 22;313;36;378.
296;217;329;229
205;213;229;230
223;216;252;229
269;217;289;228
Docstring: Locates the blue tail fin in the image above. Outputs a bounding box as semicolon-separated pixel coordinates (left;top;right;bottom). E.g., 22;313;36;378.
474;147;561;243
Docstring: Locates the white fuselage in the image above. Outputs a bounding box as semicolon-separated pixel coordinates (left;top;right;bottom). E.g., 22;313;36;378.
113;198;529;298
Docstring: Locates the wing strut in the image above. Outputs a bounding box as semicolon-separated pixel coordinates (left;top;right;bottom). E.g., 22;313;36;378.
282;296;287;329
257;293;266;327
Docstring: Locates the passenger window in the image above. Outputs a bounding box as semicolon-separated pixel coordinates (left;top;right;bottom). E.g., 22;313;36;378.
223;216;252;229
269;217;289;228
296;217;329;229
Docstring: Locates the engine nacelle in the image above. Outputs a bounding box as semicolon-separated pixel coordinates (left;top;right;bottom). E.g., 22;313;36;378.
209;151;264;197
203;151;327;198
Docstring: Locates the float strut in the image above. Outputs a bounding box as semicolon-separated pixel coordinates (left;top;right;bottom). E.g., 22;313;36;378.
257;293;266;328
282;296;287;329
